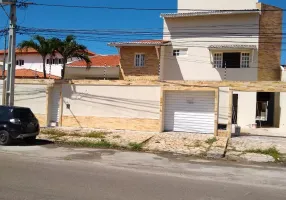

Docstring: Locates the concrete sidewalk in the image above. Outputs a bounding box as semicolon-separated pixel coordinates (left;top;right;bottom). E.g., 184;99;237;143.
226;136;286;163
38;128;228;159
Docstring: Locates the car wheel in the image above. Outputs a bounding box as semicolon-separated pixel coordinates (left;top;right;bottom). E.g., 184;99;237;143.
0;130;12;145
24;136;37;144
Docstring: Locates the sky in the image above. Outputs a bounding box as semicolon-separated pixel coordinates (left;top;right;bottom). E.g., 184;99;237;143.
0;0;285;62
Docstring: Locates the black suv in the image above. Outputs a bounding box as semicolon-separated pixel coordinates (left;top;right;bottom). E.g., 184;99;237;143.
0;106;40;145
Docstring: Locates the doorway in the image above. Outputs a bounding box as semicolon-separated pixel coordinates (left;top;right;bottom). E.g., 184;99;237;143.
256;92;275;127
232;94;238;124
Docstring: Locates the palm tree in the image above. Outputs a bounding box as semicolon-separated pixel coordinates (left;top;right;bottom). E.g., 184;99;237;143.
18;35;56;79
53;35;91;79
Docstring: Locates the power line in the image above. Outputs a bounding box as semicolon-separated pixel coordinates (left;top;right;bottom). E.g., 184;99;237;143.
0;4;9;19
25;2;286;12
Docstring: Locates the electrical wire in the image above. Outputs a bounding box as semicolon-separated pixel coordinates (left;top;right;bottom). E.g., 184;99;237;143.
23;2;286;12
0;4;9;19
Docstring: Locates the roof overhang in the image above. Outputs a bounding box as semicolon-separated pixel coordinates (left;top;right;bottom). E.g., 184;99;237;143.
108;41;170;47
208;44;257;51
161;10;260;18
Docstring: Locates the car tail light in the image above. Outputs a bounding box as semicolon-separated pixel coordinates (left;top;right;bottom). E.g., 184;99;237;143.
10;118;21;125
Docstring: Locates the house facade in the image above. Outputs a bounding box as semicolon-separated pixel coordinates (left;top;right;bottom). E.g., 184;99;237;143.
108;0;286;136
0;48;96;77
108;40;169;80
65;55;120;80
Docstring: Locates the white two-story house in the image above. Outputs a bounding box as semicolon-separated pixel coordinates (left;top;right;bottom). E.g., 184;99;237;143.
110;0;286;135
0;48;96;77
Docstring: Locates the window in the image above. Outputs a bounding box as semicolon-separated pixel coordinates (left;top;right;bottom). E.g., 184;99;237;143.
213;52;250;68
16;60;24;66
241;53;250;68
213;53;223;68
173;49;188;56
135;54;145;67
47;58;63;65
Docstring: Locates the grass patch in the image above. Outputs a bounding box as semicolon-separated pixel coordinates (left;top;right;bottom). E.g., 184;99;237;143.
84;132;106;139
64;139;119;149
41;129;67;137
69;133;82;137
245;147;281;162
194;140;201;148
205;137;217;145
113;135;121;139
128;142;143;151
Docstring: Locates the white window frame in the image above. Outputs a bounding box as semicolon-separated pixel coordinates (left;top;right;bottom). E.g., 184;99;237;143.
213;53;223;68
212;51;251;68
134;53;145;67
240;52;250;68
173;48;188;57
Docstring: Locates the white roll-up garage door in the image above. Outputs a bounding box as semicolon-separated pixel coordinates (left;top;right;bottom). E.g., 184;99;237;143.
164;91;215;134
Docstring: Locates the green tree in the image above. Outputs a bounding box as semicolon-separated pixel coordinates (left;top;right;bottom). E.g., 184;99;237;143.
53;35;91;79
18;35;56;79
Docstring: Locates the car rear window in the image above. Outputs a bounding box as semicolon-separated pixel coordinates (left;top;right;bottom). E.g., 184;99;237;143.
12;108;35;119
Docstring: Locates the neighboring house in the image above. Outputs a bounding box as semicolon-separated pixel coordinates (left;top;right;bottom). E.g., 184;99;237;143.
108;40;169;80
108;0;286;134
4;69;60;79
0;48;96;77
66;55;120;79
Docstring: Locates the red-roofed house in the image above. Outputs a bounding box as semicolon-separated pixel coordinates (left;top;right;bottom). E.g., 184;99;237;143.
65;55;120;79
0;48;96;78
108;40;169;80
4;69;60;79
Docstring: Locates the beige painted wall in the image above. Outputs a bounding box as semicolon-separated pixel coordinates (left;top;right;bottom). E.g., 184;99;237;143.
281;69;286;81
14;84;47;115
62;85;161;119
178;0;258;12
65;67;119;79
218;87;229;124
161;14;259;81
233;91;257;129
279;92;286;130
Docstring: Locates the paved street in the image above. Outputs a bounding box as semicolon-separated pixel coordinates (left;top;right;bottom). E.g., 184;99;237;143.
1;142;286;200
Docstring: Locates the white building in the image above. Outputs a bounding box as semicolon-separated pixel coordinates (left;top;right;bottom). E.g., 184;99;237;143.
0;48;96;77
159;0;285;133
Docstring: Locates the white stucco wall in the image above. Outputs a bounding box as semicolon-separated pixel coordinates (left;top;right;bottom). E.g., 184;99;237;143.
178;0;258;12
218;87;229;124
0;53;81;77
65;67;120;79
233;91;257;129
14;84;47;115
281;68;286;81
279;92;286;129
62;85;161;119
161;13;259;81
0;81;46;115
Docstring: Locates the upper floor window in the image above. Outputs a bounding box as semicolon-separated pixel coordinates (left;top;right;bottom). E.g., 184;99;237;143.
213;52;250;68
173;48;188;56
134;53;145;67
47;58;64;65
16;60;24;66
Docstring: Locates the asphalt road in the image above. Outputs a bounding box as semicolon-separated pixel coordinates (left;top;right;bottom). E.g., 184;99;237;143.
1;143;286;200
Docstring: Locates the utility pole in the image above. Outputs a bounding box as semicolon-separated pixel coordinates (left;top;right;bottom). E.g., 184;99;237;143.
1;0;17;106
2;32;7;79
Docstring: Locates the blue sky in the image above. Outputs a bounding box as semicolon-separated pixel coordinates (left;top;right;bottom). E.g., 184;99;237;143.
0;0;285;63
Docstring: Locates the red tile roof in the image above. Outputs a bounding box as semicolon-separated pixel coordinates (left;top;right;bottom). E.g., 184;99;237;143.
109;39;170;46
0;48;96;56
4;69;60;79
67;55;120;67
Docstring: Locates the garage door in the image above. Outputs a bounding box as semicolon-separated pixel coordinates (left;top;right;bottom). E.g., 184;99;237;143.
164;91;215;134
